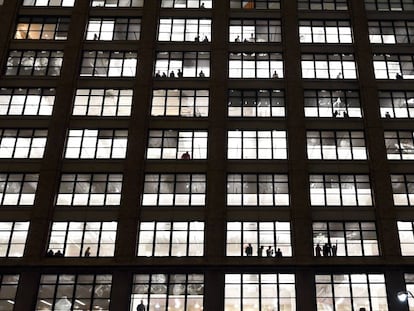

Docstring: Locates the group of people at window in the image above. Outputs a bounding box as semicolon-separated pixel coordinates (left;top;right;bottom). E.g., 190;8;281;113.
46;247;92;257
245;243;283;257
315;242;337;257
155;69;206;78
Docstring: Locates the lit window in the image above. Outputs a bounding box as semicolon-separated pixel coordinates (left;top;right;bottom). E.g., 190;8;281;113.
379;91;414;118
384;131;414;160
373;54;414;79
23;0;75;6
306;131;367;160
309;174;373;206
56;173;122;206
226;221;292;256
137;221;204;257
364;0;414;11
398;222;414;256
0;88;55;116
227;130;287;159
315;274;388;311
14;17;70;40
151;89;209;117
5;50;63;76
73;89;132;116
86;18;141;40
229;52;284;78
369;21;414;44
404;274;414;310
227;174;289;206
299;20;352;43
161;0;211;8
0;222;29;257
48;221;117;257
229;20;281;42
154;52;210;78
80;51;137;77
0;173;39;206
0;129;47;159
230;0;280;9
36;274;112;310
131;274;204;311
301;54;357;79
313;222;379;256
91;0;143;7
158;19;211;42
0;275;19;309
142;173;206;206
298;0;348;10
304;89;362;118
391;174;414;206
146;130;208;160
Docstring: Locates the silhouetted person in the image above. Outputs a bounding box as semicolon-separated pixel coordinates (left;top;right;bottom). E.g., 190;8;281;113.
199;70;205;77
177;69;183;77
343;111;349;118
272;71;279;78
266;246;273;257
55;250;64;257
155;70;161;77
170;71;175;78
245;243;253;256
333;110;339;118
385;111;391;118
93;33;98;40
322;243;329;257
332;244;337;256
46;249;54;257
162;72;167;78
315;244;322;257
235;35;240;42
137;300;146;311
181;151;191;159
195;35;200;42
200;2;205;8
275;248;282;258
84;247;91;257
396;73;403;80
257;245;264;257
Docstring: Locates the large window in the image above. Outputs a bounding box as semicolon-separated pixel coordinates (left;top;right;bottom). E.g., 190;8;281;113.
91;0;144;6
48;221;117;257
404;274;414;310
226;221;292;257
142;174;206;206
0;173;38;206
36;274;112;311
154;52;210;78
0;129;47;159
298;0;348;10
5;50;63;76
299;20;352;43
384;131;414;160
137;221;204;257
0;88;55;116
315;274;388;311
379;91;414;118
151;89;209;117
369;21;414;44
86;18;141;41
373;54;414;79
130;274;204;311
313;222;379;256
227;174;289;206
397;221;414;255
227;130;287;159
55;173;122;206
229;20;281;42
306;130;367;160
80;51;137;77
158;19;211;42
309;174;373;206
364;0;414;11
229;52;284;78
64;129;127;159
228;89;285;117
304;89;362;118
230;0;280;9
391;174;414;206
161;0;211;8
225;274;295;311
73;89;132;117
146;130;208;160
0;222;29;257
0;275;19;311
14;17;70;40
301;54;357;79
23;0;74;6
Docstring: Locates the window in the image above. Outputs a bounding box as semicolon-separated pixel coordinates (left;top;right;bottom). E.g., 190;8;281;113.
154;52;210;78
142;174;206;206
137;221;204;257
5;50;63;76
72;89;132;116
56;173;122;206
91;0;144;6
14;17;70;40
227;174;289;206
226;222;292;256
298;0;348;10
131;274;204;311
307;131;367;160
158;19;211;42
229;20;281;43
230;0;280;9
315;274;388;311
228;89;285;117
227;130;287;159
225;274;295;311
48;221;117;257
161;0;211;8
0;173;39;205
304;90;361;118
299;21;352;43
80;51;137;77
86;18;141;40
364;0;414;11
369;21;414;44
309;174;373;206
373;54;414;79
22;0;75;6
397;221;414;256
0;275;19;310
384;131;414;160
0;88;55;116
0;129;47;159
313;222;379;256
229;52;284;78
36;274;112;311
64;129;127;159
301;54;357;79
0;222;29;257
146;130;208;160
379;91;414;118
391;174;414;206
151;89;209;117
